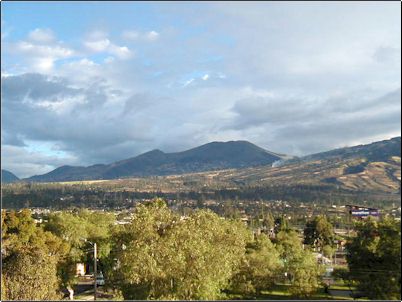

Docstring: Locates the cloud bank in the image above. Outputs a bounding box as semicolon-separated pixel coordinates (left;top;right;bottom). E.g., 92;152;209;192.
1;2;401;178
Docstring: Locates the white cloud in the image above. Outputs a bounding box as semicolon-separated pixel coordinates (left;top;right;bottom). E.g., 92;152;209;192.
16;41;74;58
122;30;159;41
1;144;79;178
28;28;56;43
146;31;159;41
183;78;194;87
9;28;72;72
108;45;132;59
56;58;101;85
84;32;132;59
121;30;140;40
33;57;55;72
84;38;111;52
86;30;108;40
12;41;75;73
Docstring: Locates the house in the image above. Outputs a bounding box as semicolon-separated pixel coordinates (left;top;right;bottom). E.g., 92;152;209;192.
76;263;86;276
346;204;380;220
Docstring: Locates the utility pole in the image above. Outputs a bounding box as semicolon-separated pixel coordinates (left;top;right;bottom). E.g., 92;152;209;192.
94;242;97;301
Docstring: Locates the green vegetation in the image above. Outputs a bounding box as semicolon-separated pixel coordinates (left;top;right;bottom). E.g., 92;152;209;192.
1;199;401;300
346;217;401;300
275;230;324;297
304;215;336;251
229;234;282;296
107;199;251;300
1;209;69;300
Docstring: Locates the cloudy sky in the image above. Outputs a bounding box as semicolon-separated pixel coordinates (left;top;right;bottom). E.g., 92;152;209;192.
1;2;401;178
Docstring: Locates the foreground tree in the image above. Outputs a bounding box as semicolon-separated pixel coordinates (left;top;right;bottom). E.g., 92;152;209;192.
44;209;115;292
276;229;323;297
229;234;282;296
108;199;251;300
2;210;69;300
346;217;401;300
3;248;61;300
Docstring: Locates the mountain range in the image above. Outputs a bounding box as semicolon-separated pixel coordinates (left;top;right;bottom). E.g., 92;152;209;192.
2;137;400;184
24;141;285;182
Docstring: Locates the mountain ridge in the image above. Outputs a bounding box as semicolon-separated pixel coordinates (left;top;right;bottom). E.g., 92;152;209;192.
26;141;284;182
10;136;401;183
1;169;20;183
302;137;401;162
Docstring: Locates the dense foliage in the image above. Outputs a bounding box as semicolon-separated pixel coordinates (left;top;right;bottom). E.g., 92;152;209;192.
107;199;252;300
229;234;282;295
1;209;69;300
1;201;401;301
304;215;336;251
346;217;401;300
275;230;324;297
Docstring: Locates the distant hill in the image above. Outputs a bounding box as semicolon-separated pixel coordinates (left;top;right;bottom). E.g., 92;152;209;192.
2;170;19;183
115;136;399;197
27;141;284;182
199;136;401;195
302;137;401;163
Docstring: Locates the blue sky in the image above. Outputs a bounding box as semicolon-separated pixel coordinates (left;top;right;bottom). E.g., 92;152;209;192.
1;1;401;178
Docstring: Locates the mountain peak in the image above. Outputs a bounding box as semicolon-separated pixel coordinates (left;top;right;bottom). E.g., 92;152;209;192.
2;169;20;183
25;140;283;181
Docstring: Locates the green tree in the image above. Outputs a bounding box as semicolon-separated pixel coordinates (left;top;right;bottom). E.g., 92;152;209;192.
274;215;289;234
322;244;335;259
304;215;335;251
2;210;69;300
346;217;401;300
44;209;115;288
3;247;61;300
45;209;115;261
1;272;6;301
229;234;282;296
276;230;323;298
262;212;275;230
108;199;251;300
287;251;322;298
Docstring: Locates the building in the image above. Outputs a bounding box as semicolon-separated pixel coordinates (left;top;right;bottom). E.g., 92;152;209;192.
76;263;86;276
346;204;380;220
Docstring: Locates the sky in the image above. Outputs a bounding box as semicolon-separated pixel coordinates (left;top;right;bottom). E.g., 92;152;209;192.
1;1;401;178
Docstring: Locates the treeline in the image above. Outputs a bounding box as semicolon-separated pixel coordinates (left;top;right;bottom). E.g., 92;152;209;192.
1;202;324;300
1;200;400;300
2;182;397;209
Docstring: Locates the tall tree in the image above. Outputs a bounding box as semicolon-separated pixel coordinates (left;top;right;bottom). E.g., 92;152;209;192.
346;217;401;300
2;210;69;300
3;247;61;300
304;215;335;251
274;215;289;234
229;234;282;295
276;230;323;297
107;199;251;300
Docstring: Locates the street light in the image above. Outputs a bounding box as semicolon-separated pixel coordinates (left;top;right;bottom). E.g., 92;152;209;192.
81;238;97;301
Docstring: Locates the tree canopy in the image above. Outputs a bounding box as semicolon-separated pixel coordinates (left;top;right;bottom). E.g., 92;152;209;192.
107;199;251;300
303;215;335;251
229;234;282;295
2;209;69;300
276;229;323;297
346;217;401;300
